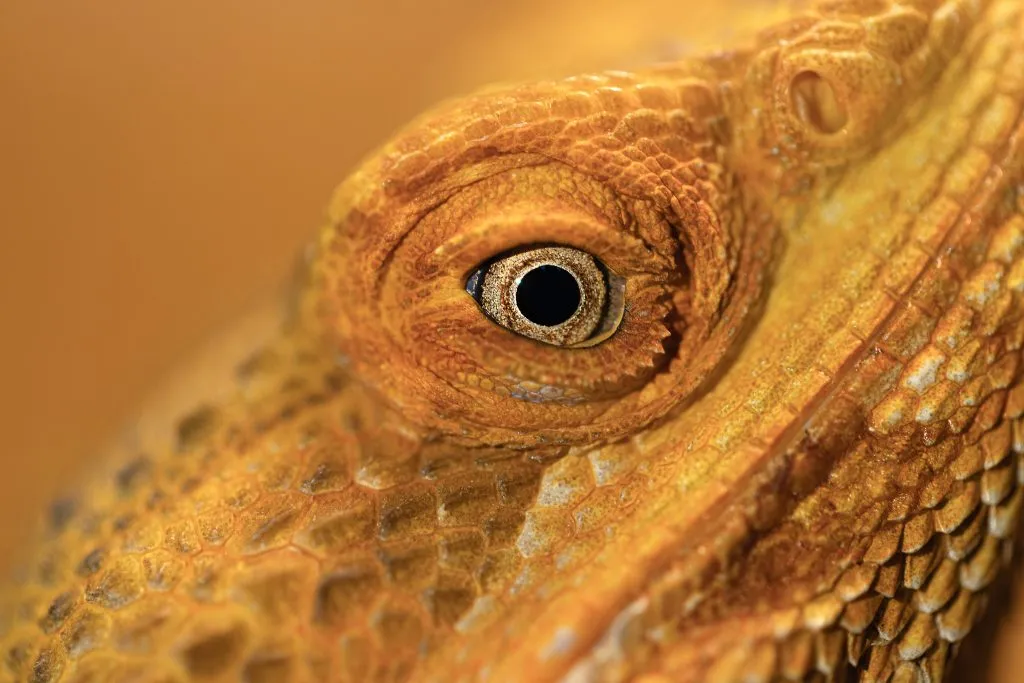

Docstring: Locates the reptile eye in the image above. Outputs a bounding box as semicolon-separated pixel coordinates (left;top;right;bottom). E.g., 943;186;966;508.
327;97;746;444
465;245;625;347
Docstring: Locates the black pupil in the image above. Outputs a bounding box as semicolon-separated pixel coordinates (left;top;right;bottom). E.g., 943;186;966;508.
515;265;581;327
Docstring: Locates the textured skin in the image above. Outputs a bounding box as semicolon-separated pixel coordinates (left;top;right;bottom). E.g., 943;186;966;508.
3;0;1024;681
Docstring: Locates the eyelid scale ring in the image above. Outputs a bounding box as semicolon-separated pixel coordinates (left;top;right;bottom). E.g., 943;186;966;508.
316;69;770;445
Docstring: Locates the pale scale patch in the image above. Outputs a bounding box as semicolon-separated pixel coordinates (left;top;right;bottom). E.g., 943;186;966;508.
962;261;1005;308
987;215;1024;263
535;454;595;508
902;347;946;393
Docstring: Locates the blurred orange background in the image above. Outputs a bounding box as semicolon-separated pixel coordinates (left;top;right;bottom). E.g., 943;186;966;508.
0;0;779;571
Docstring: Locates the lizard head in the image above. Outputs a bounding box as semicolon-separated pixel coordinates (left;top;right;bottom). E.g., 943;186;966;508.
4;1;1022;682
313;0;986;448
303;0;1024;678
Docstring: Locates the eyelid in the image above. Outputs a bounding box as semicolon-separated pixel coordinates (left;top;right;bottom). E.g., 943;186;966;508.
431;208;665;280
570;268;626;348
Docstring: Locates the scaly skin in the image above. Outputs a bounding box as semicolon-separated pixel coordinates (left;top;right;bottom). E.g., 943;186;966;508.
3;0;1024;681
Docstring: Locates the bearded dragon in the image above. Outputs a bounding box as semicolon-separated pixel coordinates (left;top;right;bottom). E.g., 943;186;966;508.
2;0;1023;681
